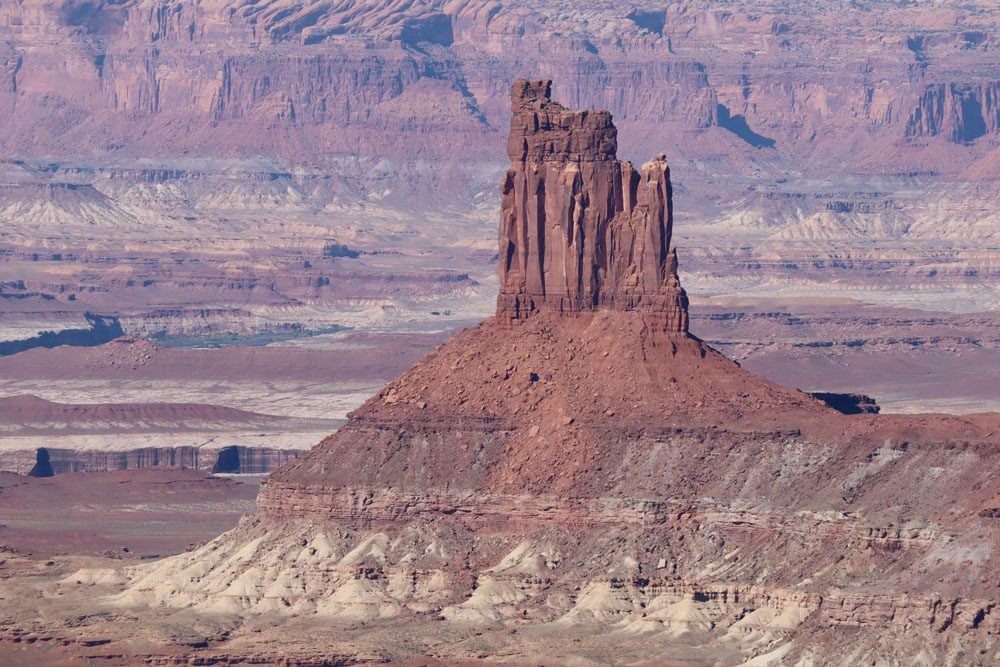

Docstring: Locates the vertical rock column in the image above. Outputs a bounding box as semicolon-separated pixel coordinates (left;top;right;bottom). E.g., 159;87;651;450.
497;79;688;332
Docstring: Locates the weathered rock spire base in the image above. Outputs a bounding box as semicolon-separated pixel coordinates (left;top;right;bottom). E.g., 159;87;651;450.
497;79;689;332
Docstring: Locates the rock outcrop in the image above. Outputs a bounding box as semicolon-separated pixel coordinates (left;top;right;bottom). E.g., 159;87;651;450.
498;80;688;332
808;391;881;415
54;83;1000;665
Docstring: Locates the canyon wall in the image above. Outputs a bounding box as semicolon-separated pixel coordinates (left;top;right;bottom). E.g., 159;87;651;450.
19;445;300;476
0;395;318;475
2;1;999;195
2;443;302;476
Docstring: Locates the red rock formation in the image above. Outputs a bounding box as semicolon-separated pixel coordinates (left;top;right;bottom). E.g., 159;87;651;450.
53;81;1000;665
498;80;688;332
2;0;999;355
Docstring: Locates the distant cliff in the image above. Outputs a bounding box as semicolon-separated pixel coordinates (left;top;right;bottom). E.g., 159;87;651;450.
1;0;998;187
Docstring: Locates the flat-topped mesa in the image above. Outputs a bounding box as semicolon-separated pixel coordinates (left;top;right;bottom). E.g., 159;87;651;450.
497;80;689;332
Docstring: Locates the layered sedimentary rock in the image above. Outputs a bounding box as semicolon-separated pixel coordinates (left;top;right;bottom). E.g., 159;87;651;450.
907;81;1000;142
62;84;1000;664
1;442;302;476
0;395;313;475
2;0;998;166
498;80;688;331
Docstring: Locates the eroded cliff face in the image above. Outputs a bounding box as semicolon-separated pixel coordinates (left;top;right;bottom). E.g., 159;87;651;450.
907;81;1000;143
497;80;688;331
2;1;999;169
0;394;318;475
8;444;300;476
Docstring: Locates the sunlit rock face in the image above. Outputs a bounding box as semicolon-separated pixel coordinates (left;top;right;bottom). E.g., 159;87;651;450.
498;80;688;332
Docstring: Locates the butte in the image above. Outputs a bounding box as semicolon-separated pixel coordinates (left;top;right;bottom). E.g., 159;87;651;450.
93;81;1000;665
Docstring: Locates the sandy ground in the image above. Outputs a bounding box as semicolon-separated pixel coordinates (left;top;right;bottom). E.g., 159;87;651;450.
0;470;259;557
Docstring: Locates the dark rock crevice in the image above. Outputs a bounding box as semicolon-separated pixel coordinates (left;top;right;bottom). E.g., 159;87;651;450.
212;446;242;474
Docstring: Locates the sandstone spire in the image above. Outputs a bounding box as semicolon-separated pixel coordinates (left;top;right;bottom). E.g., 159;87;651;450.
89;78;1000;666
497;79;689;332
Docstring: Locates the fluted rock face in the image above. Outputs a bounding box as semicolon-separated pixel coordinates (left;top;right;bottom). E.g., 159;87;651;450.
498;80;688;332
906;81;1000;143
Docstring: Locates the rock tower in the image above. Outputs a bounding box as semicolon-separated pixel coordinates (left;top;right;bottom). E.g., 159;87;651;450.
498;80;688;332
103;81;1000;666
